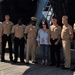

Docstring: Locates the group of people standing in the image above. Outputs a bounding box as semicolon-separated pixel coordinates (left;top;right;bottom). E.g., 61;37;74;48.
37;15;73;70
0;14;75;71
0;14;39;64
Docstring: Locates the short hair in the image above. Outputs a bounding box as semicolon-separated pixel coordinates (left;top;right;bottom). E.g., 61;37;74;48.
62;15;68;20
5;14;10;16
52;16;57;19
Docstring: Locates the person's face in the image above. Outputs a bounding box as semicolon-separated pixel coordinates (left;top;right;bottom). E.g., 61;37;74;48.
32;21;36;26
5;15;10;21
42;22;46;28
18;19;22;25
51;18;57;24
62;18;67;25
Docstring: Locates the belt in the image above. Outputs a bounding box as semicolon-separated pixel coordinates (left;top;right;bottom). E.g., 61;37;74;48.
3;34;11;36
15;37;24;39
28;38;36;39
62;38;70;40
51;38;58;40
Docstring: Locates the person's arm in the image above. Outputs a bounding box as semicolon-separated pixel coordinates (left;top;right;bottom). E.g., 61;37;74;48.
69;25;73;40
48;29;51;45
24;26;29;44
55;26;61;45
36;29;40;47
73;23;75;32
11;26;15;43
49;26;52;45
0;28;2;42
25;33;27;40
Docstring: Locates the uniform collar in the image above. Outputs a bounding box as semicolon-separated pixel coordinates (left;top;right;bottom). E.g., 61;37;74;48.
4;21;10;24
64;23;68;27
52;24;58;27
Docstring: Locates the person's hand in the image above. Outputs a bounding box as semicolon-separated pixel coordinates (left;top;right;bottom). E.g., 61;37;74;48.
38;42;40;47
25;39;27;44
49;41;52;45
55;42;58;45
70;35;73;41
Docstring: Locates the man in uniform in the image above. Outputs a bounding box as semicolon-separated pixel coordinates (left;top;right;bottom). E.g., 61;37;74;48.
1;14;13;62
12;19;26;63
61;15;73;69
25;17;39;64
49;16;61;67
0;24;2;55
70;23;75;71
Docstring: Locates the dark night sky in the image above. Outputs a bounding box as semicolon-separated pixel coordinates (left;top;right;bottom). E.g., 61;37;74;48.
1;0;38;25
51;0;75;26
0;0;75;25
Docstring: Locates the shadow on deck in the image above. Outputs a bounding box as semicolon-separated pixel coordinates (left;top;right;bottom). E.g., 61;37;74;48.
22;64;74;75
0;53;75;75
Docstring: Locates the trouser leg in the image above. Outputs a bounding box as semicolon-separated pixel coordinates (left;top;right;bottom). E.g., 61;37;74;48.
62;40;71;68
31;40;36;62
8;35;13;60
14;38;19;62
26;40;30;62
50;45;55;64
1;35;7;60
20;38;25;62
55;44;60;66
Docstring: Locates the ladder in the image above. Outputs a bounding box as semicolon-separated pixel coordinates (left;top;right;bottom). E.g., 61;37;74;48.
42;0;54;25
